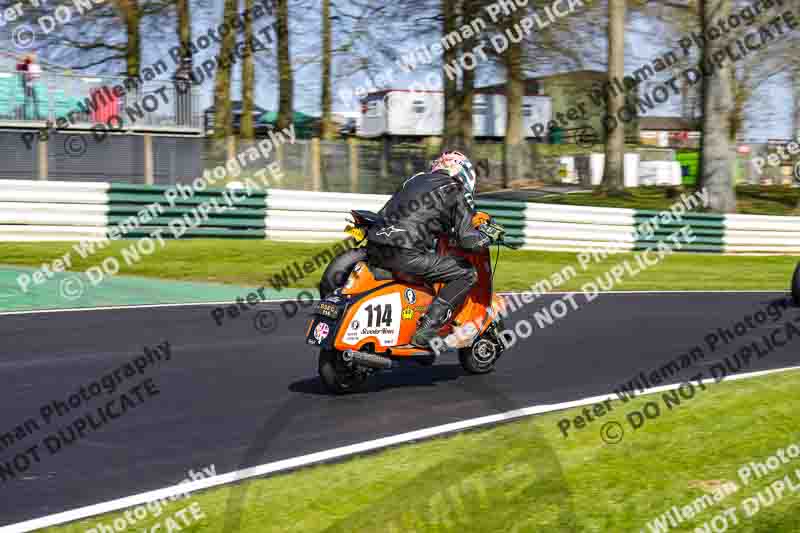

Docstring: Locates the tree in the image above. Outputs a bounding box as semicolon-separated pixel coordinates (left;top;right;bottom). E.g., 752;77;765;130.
276;0;294;132
698;0;736;213
320;0;336;139
442;0;462;150
112;0;142;77
793;64;800;141
601;0;626;194
175;0;191;69
502;7;526;188
458;0;478;155
241;0;257;141
212;0;239;153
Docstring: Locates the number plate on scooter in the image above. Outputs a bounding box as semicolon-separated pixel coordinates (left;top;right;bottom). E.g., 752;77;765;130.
316;302;340;319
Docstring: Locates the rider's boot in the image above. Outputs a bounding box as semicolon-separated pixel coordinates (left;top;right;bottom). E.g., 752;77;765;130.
412;297;454;348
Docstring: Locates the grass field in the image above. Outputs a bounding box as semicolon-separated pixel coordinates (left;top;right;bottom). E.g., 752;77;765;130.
43;368;800;532
531;186;800;216
1;240;797;292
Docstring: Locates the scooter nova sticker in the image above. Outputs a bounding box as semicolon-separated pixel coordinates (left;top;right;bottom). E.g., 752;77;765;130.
404;288;416;304
344;292;402;346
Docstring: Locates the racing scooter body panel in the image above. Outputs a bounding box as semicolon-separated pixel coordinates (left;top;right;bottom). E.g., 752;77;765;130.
309;209;516;392
306;232;501;356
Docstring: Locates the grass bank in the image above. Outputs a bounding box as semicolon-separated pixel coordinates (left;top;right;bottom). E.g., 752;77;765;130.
532;185;800;216
0;240;796;292
44;368;800;532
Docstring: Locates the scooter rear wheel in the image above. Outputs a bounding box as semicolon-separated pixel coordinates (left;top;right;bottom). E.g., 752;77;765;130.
318;349;368;394
792;262;800;306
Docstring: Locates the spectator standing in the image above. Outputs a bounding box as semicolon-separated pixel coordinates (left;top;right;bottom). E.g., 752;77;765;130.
16;55;42;120
15;56;28;120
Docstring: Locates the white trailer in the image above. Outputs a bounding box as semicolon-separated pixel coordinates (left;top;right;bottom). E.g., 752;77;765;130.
359;89;551;138
360;90;443;138
473;93;552;138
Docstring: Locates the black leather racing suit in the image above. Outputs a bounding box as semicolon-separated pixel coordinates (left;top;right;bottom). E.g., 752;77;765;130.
366;170;490;310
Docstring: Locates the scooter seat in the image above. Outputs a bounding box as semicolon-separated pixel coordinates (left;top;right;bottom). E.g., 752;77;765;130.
366;264;430;287
394;271;430;287
367;264;395;280
351;210;385;226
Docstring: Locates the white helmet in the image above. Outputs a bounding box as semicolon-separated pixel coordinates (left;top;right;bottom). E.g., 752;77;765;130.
431;151;477;195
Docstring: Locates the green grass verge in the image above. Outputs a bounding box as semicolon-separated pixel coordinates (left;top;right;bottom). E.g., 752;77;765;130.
44;369;800;532
0;240;796;291
532;186;800;216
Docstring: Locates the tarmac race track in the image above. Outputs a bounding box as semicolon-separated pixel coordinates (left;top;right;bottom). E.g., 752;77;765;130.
0;292;798;526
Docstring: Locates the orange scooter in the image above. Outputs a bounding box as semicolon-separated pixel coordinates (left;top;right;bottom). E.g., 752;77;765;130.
305;209;520;393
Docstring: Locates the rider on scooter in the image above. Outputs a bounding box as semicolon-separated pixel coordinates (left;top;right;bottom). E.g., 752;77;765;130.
367;151;495;348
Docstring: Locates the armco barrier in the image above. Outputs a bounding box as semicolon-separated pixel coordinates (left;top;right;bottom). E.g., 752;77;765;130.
0;180;799;253
262;190;794;253
108;183;266;239
263;189;527;244
0;180;109;241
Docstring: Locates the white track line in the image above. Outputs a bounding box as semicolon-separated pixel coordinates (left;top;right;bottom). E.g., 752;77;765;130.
3;364;799;533
0;290;789;316
498;290;788;295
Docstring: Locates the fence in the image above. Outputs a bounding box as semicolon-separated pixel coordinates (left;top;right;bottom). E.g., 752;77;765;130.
2;181;799;254
210;139;689;193
4;132;790;193
0;71;201;130
0;130;203;183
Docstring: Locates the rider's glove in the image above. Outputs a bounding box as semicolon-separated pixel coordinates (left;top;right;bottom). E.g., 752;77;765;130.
477;222;505;243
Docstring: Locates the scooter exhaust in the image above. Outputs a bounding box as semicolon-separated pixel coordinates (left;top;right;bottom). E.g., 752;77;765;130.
343;350;393;370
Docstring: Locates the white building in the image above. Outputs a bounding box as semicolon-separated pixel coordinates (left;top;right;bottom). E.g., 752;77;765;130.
360;89;551;138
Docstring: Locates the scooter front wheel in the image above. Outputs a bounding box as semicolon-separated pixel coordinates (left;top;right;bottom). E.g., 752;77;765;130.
459;339;499;374
318;349;369;394
792;262;800;306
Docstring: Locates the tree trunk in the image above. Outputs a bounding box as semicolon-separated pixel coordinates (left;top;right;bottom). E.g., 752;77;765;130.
176;0;191;67
276;0;293;132
459;0;476;156
241;0;256;141
460;65;474;155
212;0;238;148
793;65;800;141
794;65;800;211
442;0;461;151
602;0;625;193
320;0;335;140
116;0;141;79
698;0;736;213
730;74;749;146
502;8;525;188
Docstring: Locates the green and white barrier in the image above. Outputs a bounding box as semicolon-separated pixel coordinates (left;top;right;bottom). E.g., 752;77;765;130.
1;180;798;254
0;180;109;241
107;183;266;239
